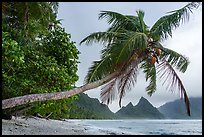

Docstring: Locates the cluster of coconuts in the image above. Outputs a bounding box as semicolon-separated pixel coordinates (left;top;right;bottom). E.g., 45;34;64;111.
150;48;161;64
147;38;161;65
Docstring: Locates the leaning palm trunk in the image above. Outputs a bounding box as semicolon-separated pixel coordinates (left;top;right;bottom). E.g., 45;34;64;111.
2;71;119;109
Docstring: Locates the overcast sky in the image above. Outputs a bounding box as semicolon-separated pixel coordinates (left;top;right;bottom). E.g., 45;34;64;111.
57;2;202;113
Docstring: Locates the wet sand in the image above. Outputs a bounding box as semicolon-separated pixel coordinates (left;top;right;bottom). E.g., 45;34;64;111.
2;116;127;135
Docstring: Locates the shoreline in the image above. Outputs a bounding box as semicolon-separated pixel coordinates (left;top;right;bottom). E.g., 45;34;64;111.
3;116;200;135
2;116;130;135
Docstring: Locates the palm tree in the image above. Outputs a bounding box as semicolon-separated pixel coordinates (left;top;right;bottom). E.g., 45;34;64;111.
2;2;201;116
79;2;201;116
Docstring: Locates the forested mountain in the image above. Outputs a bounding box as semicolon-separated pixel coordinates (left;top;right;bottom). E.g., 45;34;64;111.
158;97;202;119
69;94;202;119
68;93;117;119
68;95;165;119
115;97;165;119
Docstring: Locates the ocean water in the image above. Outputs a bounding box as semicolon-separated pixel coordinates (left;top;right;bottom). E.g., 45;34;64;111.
79;119;202;135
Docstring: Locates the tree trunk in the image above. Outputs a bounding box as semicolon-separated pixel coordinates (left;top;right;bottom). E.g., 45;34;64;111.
2;72;119;109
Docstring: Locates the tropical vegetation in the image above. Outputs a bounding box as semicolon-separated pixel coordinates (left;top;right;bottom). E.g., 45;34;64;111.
2;2;80;119
2;2;201;117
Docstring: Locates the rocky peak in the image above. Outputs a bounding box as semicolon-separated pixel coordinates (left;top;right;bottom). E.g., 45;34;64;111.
126;102;134;107
137;96;154;108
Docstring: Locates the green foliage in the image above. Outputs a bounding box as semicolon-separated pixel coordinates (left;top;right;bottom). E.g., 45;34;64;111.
2;2;57;40
2;32;25;98
2;2;80;119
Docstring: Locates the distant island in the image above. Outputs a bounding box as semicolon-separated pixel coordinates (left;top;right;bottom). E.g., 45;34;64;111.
72;93;202;119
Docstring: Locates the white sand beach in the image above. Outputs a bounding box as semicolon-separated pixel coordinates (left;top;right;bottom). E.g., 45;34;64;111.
2;116;128;135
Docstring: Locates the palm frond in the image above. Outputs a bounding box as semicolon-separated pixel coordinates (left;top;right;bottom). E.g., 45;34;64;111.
100;10;150;33
136;10;149;33
117;51;147;107
159;47;189;73
99;11;139;32
140;59;157;96
84;55;113;84
147;41;189;73
118;61;139;107
150;2;201;41
114;31;148;64
84;41;127;84
100;50;145;107
83;39;125;84
100;78;118;105
85;31;148;75
156;60;190;116
79;31;120;46
121;53;145;107
106;17;136;32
